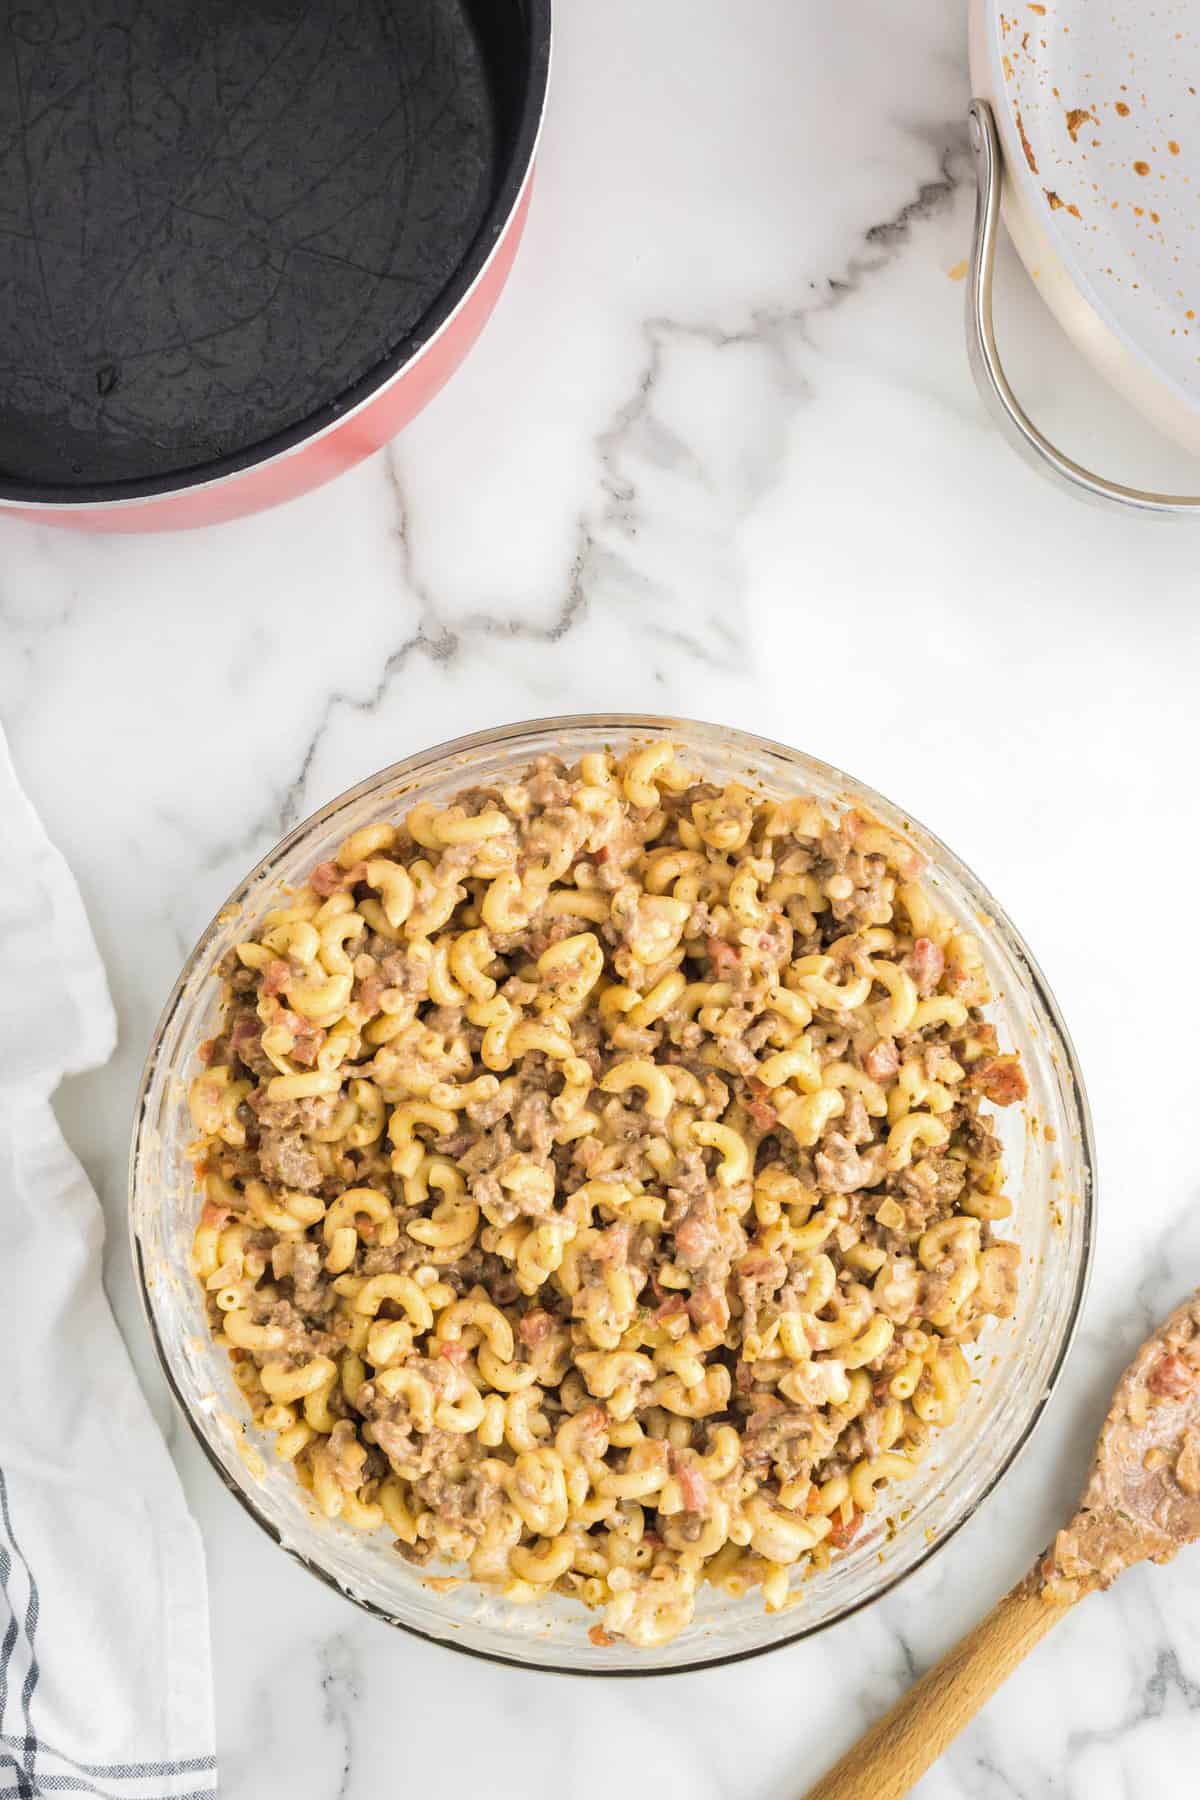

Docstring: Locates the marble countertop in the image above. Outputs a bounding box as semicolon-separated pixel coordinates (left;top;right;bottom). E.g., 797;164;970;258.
4;2;1200;1794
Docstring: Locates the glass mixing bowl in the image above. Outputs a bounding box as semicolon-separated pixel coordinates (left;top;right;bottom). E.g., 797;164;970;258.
129;714;1095;1673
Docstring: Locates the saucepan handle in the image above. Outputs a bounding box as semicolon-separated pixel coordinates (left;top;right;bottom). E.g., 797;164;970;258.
966;97;1200;514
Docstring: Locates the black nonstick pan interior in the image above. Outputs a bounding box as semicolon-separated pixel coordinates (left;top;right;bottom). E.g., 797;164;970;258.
0;0;538;494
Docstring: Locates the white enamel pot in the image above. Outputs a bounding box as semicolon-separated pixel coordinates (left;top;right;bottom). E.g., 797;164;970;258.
967;0;1200;511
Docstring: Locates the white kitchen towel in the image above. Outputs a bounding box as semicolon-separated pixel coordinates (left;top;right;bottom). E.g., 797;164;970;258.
0;730;216;1800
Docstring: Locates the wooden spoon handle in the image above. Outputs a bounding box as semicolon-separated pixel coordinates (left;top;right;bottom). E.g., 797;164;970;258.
801;1573;1076;1800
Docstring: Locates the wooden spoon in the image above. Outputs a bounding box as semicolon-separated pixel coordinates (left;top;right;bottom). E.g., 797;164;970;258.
802;1289;1200;1800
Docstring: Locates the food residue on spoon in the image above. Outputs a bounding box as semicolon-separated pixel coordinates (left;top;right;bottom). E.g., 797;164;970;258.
1040;1292;1200;1603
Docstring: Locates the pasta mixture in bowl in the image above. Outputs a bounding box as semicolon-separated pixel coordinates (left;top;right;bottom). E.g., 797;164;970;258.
131;718;1093;1672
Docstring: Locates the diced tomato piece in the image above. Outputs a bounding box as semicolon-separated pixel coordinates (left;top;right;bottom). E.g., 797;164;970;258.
356;975;385;1019
674;1214;714;1262
707;936;741;976
309;860;343;897
262;958;290;998
864;1038;900;1081
746;1079;777;1131
967;1055;1028;1106
687;1286;729;1331
746;1093;777;1133
906;937;945;995
828;1507;863;1549
653;1294;689;1325
737;1249;781;1283
1148;1353;1193;1400
673;1460;709;1514
229;1015;262;1060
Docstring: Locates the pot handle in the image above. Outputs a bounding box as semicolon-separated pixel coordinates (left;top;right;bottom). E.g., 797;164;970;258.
966;98;1200;514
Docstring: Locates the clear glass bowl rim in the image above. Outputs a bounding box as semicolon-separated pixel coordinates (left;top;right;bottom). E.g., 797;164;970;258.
128;711;1097;1677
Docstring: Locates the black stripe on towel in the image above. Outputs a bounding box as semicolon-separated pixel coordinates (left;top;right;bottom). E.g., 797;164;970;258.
0;1755;32;1800
0;1467;215;1798
0;1471;37;1795
0;1543;18;1739
0;1787;215;1800
0;1746;215;1782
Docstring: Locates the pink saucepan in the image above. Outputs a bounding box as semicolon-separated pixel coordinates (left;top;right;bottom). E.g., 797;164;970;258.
0;0;551;531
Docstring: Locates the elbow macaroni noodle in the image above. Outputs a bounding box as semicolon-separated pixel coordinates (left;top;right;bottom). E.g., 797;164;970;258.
189;741;1026;1648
